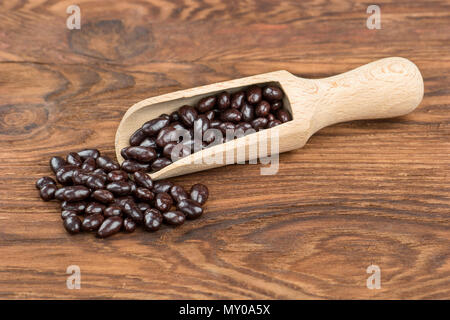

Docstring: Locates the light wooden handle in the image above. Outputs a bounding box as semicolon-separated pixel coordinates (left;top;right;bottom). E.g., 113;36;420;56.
311;57;424;132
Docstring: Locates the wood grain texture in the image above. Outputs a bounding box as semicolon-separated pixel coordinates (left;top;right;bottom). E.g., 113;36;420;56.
0;0;449;299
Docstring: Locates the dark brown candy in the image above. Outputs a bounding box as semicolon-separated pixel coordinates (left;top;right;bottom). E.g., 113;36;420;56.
170;185;189;203
151;158;172;171
38;145;212;237
163;211;185;226
85;202;106;215
106;181;131;196
82;214;104;231
81;157;96;172
66;152;83;167
129;128;147;146
251;117;268;131
61;210;77;220
92;189;115;204
204;110;216;121
153;180;174;193
115;196;134;209
267;120;282;128
77;148;100;160
129;180;137;195
139;137;158;149
218;122;236;135
36;176;56;189
276;109;292;123
137;202;151;213
124;146;156;163
63;216;82;234
56;186;90;202
262;85;284;101
197;95;216;113
156;127;179;148
177;199;203;219
217;92;231;110
255;100;271;117
50;156;66;174
246;85;262;104
120;147;129;160
235;122;253;133
54;188;64;200
132;171;153;189
154;192;173;213
190;184;209;205
170;111;180;122
97;216;123;238
55;165;78;185
123;217;137;233
143;209;163;231
169;121;186;130
135;187;155;202
231;91;245;109
210;120;221;129
240;101;254;122
72;168;91;185
121;160;150;173
104;205;122;218
92;168;108;179
107;170;129;182
178;105;198;127
85;174;106;190
142;117;170;136
220;108;242;123
270;100;283;111
96;156;120;172
267;113;276;122
39;184;57;201
122;200;143;223
61;201;86;214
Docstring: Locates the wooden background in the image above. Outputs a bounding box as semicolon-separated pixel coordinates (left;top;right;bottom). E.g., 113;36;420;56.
0;0;449;299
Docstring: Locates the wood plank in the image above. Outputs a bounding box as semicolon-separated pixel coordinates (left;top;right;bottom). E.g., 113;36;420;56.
0;0;448;299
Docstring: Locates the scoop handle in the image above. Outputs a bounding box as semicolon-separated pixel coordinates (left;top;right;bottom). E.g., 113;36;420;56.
311;57;424;131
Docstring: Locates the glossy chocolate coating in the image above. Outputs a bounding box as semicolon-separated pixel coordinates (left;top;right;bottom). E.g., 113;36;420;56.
170;185;189;203
246;85;262;104
63;216;82;234
124;146;157;163
97;216;123;238
197;96;216;113
104;205;122;218
77;148;100;160
39;184;57;201
123;217;137;233
143;209;163;231
163;211;185;226
82;214;104;231
177;199;203;220
190;184;209;205
50;156;66;174
154;192;173;213
36;176;56;189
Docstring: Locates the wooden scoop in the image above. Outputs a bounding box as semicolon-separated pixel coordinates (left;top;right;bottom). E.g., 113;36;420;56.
115;57;424;180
